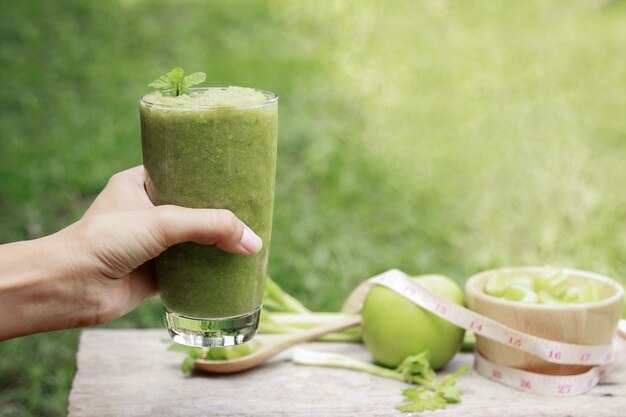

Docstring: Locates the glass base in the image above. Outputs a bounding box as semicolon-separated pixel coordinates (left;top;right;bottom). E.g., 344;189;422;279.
164;307;261;347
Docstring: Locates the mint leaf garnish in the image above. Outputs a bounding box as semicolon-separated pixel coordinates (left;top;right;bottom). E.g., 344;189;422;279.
148;67;206;97
147;75;173;91
182;72;206;92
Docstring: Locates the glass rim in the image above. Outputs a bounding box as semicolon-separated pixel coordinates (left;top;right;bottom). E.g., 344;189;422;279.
139;87;278;110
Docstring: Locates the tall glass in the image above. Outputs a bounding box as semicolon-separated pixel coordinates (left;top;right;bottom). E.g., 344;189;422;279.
139;87;278;347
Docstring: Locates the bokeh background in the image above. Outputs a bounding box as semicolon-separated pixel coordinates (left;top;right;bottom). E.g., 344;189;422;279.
1;0;626;415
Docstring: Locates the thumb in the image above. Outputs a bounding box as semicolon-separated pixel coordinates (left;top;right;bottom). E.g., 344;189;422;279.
150;205;263;255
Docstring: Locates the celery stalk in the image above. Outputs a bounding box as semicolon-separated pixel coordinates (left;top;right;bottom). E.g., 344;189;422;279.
292;348;404;381
264;277;311;313
259;311;362;342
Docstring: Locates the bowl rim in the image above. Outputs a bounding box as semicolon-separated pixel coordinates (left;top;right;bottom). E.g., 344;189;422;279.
465;266;624;311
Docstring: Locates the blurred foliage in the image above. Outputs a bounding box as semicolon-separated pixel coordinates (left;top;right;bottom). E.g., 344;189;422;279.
1;0;626;415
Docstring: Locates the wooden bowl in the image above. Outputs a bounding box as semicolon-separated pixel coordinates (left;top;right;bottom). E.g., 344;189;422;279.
465;267;624;375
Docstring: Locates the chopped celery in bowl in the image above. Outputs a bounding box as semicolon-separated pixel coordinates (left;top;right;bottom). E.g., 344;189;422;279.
484;270;606;305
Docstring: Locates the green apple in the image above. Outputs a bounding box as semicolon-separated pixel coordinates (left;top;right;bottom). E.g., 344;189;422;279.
361;274;465;370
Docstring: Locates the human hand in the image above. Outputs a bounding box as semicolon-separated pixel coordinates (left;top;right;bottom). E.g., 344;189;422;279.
67;165;263;324
0;166;262;339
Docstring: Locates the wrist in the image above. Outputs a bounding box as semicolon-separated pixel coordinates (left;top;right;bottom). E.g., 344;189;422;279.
49;224;103;328
0;229;97;340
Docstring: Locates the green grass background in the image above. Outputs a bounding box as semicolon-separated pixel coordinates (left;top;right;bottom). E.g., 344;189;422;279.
2;0;626;415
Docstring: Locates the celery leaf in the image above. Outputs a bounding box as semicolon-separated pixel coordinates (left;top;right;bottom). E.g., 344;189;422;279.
397;387;447;412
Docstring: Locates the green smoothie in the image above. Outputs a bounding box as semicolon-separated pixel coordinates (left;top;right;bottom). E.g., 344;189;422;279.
140;87;277;343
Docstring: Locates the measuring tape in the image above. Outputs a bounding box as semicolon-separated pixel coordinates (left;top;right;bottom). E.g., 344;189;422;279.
342;269;626;396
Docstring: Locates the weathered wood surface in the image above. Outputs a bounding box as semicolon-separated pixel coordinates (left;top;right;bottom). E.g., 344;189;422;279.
68;329;626;417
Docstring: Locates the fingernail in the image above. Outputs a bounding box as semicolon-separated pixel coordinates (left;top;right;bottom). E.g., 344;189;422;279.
241;227;263;254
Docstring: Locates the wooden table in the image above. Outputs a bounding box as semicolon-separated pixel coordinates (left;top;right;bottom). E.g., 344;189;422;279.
68;329;626;416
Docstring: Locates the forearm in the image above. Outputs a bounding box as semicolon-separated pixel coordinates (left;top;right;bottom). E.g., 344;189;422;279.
0;232;95;340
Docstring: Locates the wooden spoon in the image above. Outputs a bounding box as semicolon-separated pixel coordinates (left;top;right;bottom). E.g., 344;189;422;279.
194;314;362;374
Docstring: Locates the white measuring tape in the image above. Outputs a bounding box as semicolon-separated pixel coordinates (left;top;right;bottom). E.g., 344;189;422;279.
342;269;626;396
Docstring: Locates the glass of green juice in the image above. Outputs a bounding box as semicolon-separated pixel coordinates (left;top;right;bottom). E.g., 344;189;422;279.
139;87;278;347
